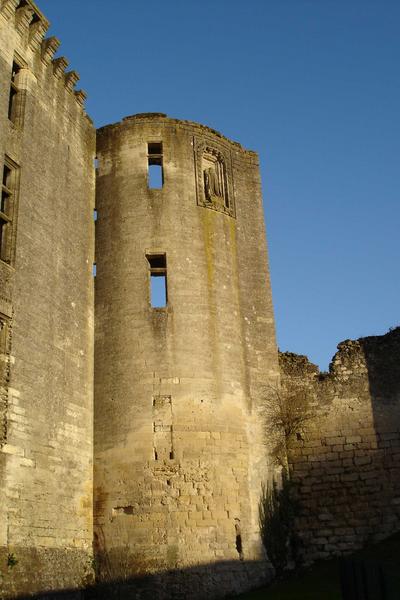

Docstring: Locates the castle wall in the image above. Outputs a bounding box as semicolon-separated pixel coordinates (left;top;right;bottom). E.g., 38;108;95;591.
94;114;280;598
280;328;400;564
0;1;95;596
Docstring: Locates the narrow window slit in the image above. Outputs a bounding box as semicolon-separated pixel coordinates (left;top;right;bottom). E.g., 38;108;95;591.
1;158;18;264
148;164;163;188
235;520;244;560
146;253;167;308
235;533;243;558
0;315;10;382
8;61;21;123
147;142;163;189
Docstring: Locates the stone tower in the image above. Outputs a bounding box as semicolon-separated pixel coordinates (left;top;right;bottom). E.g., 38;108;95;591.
94;113;280;597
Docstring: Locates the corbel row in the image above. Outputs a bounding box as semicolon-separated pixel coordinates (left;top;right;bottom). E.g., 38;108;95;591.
0;0;19;21
1;0;49;48
50;56;87;107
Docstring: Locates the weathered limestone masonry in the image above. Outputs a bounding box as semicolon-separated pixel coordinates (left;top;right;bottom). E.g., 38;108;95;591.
2;0;398;598
0;1;95;597
94;114;280;598
280;327;400;564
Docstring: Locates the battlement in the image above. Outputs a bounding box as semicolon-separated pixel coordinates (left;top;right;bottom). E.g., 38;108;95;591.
0;0;88;112
1;0;48;29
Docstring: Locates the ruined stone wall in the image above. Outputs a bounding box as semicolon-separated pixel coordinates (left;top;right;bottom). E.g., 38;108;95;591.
94;114;280;599
0;1;95;596
280;327;400;564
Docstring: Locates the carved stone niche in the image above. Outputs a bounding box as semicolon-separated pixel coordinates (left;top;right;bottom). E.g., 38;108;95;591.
195;139;235;217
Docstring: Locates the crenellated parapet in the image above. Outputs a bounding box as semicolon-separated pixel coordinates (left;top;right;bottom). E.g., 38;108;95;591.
52;55;69;79
28;18;47;51
40;35;59;64
0;0;20;21
15;3;37;37
1;0;89;112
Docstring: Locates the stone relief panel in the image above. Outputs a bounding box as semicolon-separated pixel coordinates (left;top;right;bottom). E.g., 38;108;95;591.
194;138;235;217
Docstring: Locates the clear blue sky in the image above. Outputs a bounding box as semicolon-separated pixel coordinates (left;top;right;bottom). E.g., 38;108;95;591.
38;0;400;370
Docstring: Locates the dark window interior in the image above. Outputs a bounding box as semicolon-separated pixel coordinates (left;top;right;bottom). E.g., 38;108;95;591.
1;160;16;264
8;62;20;122
148;142;162;156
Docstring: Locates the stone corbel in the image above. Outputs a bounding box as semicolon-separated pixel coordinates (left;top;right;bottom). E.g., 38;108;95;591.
74;90;87;107
41;37;60;66
0;0;19;21
65;70;79;91
52;56;69;79
15;4;34;35
28;19;48;52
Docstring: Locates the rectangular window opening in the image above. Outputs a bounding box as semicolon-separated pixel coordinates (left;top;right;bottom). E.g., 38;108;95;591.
148;142;162;156
148;163;163;189
147;254;167;308
147;142;163;189
0;159;17;264
0;316;8;354
0;315;10;383
8;61;21;123
0;218;9;263
1;166;11;214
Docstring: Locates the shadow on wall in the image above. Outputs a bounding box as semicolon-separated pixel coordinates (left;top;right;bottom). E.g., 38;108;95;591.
277;327;400;564
363;326;400;539
5;559;271;600
364;327;400;435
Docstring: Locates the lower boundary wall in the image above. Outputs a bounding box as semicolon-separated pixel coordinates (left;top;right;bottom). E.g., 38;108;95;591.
1;560;272;600
280;327;400;564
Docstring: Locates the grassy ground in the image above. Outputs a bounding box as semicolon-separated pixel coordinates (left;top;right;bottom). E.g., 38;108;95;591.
233;533;400;600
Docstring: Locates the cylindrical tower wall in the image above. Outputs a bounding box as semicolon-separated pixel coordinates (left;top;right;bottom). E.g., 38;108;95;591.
94;114;279;597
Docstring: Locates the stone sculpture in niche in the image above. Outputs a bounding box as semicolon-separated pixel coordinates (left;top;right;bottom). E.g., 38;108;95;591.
195;139;235;217
204;165;223;203
202;148;227;208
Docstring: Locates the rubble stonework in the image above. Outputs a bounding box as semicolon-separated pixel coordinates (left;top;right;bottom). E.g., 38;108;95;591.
280;327;400;563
